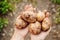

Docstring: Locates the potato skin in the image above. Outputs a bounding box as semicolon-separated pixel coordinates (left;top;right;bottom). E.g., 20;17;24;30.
36;11;45;22
15;15;27;29
24;4;37;12
45;12;50;17
28;21;41;35
21;11;36;23
42;17;51;31
24;4;33;11
43;10;50;17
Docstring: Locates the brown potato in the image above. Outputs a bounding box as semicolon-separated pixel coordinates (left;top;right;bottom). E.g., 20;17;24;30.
36;11;45;22
15;15;27;29
45;12;51;17
28;21;41;35
24;4;37;13
42;17;51;31
43;10;50;17
21;11;36;23
24;4;33;11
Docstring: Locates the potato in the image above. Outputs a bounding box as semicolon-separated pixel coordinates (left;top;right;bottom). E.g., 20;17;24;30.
42;17;51;31
28;21;41;35
21;11;36;23
45;12;51;17
24;4;34;11
24;4;37;13
36;11;45;22
43;10;50;17
15;15;27;29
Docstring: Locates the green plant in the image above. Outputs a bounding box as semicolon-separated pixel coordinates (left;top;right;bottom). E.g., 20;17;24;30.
54;7;60;24
0;17;8;31
54;12;60;24
0;0;14;14
51;0;60;4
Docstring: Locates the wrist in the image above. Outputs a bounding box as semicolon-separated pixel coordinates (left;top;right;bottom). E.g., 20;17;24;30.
11;32;24;40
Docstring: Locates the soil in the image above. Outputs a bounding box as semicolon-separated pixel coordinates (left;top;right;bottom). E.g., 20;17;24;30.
0;0;60;40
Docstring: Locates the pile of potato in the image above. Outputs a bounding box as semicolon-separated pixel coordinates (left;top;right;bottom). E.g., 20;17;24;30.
15;4;51;35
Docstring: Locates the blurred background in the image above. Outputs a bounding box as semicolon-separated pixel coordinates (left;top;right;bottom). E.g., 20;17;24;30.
0;0;60;40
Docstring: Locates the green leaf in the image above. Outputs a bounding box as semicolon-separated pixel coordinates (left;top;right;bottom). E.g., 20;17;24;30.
0;0;15;14
4;0;7;2
0;17;8;32
51;0;60;4
3;18;8;24
51;0;56;3
0;24;3;29
0;18;2;23
56;0;60;4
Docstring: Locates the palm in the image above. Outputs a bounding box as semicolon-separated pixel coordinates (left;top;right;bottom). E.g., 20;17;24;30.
31;27;51;40
14;27;28;37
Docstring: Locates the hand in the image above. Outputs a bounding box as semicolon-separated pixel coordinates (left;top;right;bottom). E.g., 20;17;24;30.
14;15;28;37
11;15;28;40
11;27;28;40
14;27;28;37
30;27;51;40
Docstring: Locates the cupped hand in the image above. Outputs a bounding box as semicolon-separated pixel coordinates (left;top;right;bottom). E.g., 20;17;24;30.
14;15;28;38
30;27;51;40
14;27;28;37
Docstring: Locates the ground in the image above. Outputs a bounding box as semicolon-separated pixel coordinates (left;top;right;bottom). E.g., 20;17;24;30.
0;0;60;40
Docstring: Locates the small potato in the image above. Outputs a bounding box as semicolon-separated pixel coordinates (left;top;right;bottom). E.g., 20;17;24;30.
21;11;36;23
15;15;27;29
24;4;33;11
36;11;45;22
43;10;50;17
28;21;41;35
24;4;37;13
42;17;51;31
45;12;51;17
24;4;34;11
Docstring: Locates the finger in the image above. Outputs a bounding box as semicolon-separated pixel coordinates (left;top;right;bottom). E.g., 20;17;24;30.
38;27;51;39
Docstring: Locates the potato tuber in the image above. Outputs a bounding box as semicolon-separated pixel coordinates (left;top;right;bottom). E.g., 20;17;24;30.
28;21;41;35
24;4;33;11
42;17;51;31
15;15;27;29
36;11;45;22
21;11;36;23
24;4;37;13
43;10;51;17
14;4;51;34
